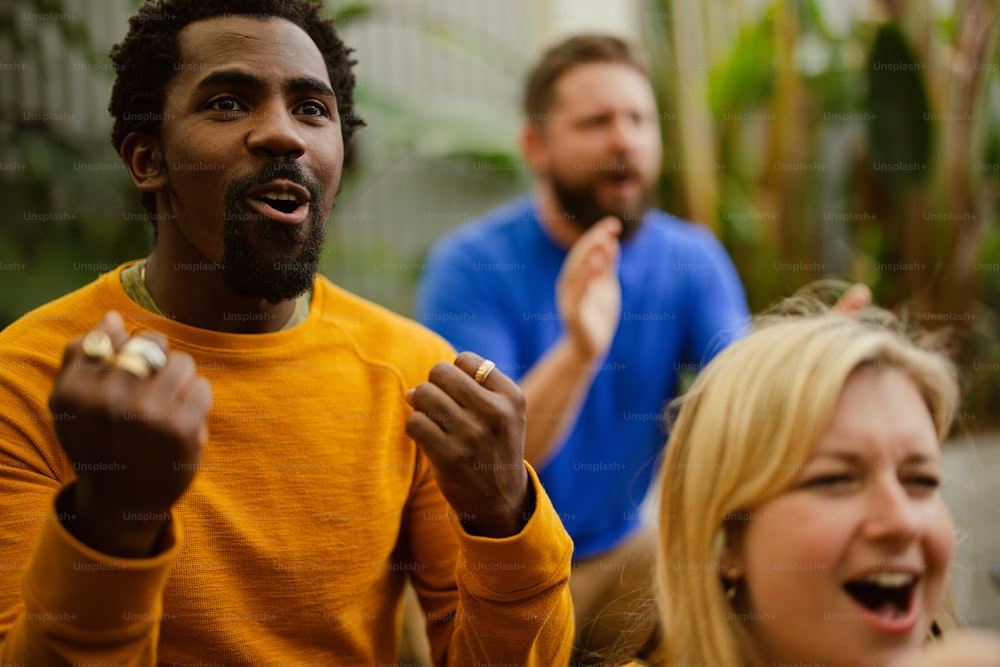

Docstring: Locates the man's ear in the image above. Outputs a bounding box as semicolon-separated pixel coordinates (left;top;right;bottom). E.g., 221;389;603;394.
519;121;549;175
120;132;167;193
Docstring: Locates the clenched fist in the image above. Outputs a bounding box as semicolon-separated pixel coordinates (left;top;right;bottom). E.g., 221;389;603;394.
405;352;533;539
48;311;212;557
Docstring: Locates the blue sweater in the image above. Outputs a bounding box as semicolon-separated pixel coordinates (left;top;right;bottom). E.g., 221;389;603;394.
416;196;749;558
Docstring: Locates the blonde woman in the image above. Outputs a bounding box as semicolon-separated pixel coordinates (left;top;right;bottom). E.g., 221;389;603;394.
623;303;1000;666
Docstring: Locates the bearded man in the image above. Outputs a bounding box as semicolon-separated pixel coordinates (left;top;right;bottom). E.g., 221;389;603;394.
0;2;573;664
416;34;750;663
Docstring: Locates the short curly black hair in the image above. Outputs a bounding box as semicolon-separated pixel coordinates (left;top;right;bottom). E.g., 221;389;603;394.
108;0;364;220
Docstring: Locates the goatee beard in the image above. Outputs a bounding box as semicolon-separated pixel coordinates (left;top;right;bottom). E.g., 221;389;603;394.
550;171;651;242
221;160;326;304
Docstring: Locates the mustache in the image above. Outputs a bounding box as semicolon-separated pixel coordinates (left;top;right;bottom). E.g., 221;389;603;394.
599;161;641;179
237;159;322;202
253;159;306;185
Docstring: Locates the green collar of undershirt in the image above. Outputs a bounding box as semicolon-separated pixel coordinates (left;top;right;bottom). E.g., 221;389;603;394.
120;261;311;331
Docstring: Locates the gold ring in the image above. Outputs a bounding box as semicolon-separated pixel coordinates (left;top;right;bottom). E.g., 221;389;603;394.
113;351;153;379
81;331;115;363
119;337;167;373
473;359;496;386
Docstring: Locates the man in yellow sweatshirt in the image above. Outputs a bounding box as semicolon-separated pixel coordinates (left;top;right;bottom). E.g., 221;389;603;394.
0;1;573;664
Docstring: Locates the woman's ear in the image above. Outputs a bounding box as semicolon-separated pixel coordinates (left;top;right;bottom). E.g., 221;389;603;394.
120;132;167;193
715;523;746;580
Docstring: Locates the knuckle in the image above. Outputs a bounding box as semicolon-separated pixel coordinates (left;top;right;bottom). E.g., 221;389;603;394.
452;448;476;469
136;331;167;348
466;425;489;447
454;351;477;367
180;419;206;448
130;394;158;416
409;382;427;405
170;350;195;370
479;400;504;424
194;377;213;408
508;386;527;412
430;407;456;424
61;338;83;364
405;413;432;443
427;362;451;385
130;395;176;427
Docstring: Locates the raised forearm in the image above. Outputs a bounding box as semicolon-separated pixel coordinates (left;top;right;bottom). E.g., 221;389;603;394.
435;468;575;667
519;336;601;467
0;485;177;666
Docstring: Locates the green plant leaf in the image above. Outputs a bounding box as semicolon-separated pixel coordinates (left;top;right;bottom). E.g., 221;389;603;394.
707;13;776;117
866;24;932;192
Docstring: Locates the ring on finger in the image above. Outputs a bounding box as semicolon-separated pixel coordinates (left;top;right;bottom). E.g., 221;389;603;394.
113;351;153;379
81;331;115;363
119;337;167;373
474;359;496;386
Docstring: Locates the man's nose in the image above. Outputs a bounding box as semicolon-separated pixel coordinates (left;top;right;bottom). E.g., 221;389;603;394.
246;104;307;159
608;115;640;153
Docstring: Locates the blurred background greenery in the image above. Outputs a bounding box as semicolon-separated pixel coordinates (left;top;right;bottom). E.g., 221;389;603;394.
1;0;998;430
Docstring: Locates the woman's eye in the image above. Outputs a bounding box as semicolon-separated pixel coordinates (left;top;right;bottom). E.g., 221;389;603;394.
905;475;940;491
806;474;854;488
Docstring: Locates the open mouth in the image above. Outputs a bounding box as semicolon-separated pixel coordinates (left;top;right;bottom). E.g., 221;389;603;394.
258;192;304;215
243;181;312;225
843;571;917;619
603;170;642;196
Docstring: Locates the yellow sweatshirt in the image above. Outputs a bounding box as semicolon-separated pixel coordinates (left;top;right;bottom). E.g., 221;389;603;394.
0;263;573;665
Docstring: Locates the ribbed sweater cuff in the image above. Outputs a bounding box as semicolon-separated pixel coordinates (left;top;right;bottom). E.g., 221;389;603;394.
453;463;573;597
23;485;181;633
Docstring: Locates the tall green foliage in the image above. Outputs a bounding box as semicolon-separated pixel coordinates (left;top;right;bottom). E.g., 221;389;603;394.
643;0;1000;430
0;0;148;327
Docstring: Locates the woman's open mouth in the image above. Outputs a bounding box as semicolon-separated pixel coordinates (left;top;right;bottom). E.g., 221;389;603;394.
843;570;921;633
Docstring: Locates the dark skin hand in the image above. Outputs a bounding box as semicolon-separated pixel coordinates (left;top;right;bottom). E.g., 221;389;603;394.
48;310;212;558
406;351;535;539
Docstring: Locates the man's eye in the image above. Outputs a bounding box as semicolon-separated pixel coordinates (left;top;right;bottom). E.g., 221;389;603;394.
209;97;244;112
295;101;328;117
905;475;940;491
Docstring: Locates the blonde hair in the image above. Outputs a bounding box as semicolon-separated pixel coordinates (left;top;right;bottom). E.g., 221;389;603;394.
655;301;960;667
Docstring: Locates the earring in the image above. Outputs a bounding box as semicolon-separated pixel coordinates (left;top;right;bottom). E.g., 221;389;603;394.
725;579;737;600
722;565;740;601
